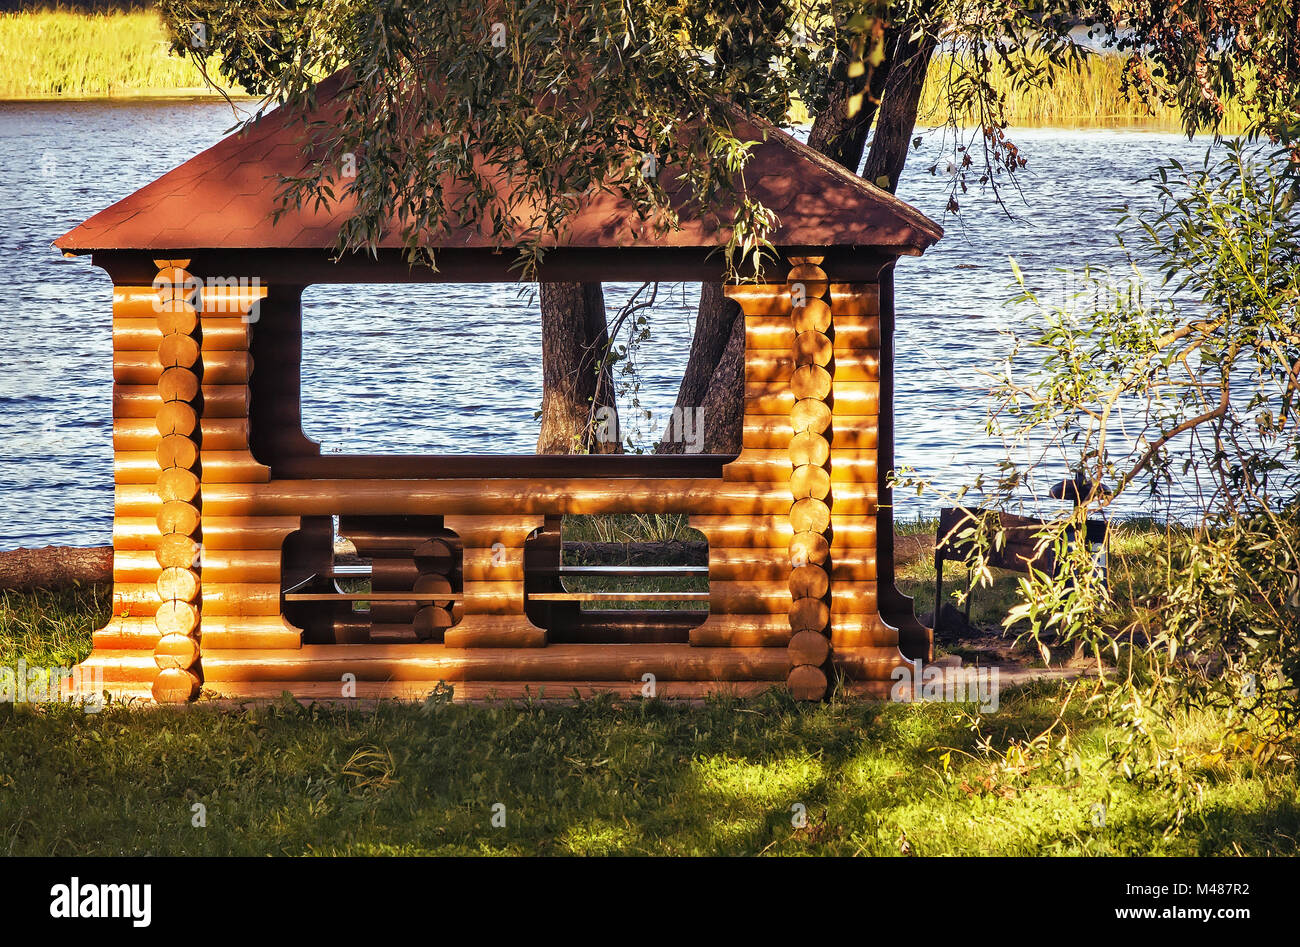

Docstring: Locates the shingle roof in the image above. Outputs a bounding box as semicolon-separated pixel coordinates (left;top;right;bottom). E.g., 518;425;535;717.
54;75;942;255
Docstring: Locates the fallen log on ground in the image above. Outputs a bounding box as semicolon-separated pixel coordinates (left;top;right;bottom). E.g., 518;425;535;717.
0;545;113;591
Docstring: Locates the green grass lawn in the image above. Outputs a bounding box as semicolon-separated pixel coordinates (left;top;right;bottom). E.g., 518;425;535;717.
1;572;1298;855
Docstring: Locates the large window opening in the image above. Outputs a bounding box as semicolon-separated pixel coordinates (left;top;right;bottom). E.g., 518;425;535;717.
298;281;702;456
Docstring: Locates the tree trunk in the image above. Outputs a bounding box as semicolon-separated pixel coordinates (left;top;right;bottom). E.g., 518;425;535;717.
663;29;924;454
536;281;620;453
659;283;741;453
861;30;940;194
0;545;112;591
695;304;746;454
805;29;898;171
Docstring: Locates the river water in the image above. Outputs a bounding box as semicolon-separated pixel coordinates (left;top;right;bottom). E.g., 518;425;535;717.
0;99;1224;547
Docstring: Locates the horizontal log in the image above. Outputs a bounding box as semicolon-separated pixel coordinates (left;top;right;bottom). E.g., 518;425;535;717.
787;664;828;700
110;549;162;585
198;287;266;315
743;417;794;449
829;582;878;615
461;548;523;582
690;515;793;547
789;564;830;599
826;553;878;582
789;596;830;633
833;353;880;382
112;518;162;551
203;481;802;518
201;582;282;616
156;470;199;507
745;382;880;417
744;353;794;383
794;330;833;368
199;516;298;550
157;566;200;603
109;582;158;616
199;642;790;682
788;629;831;667
721;449;793;483
834;646;908;681
113;349;251;385
152;667;201;702
828;517;878;549
827;454;878;483
688;614;792;647
791;464;831;501
113;287;176;319
199;615;302;649
706;548;791;582
829;283;881;316
441;514;548;546
744;318;795;350
200;549;280;584
111;454;158;486
787;263;830;300
75;649;159;683
93;616;161;650
726;285;789;316
828;416;879;448
154;599;198;637
153;633;199;670
459;582;528;615
113;385;249;419
156;433;198;471
156;500;200;537
113;316;247;352
442;616;547;649
197;679;780;701
339;529;451;559
791;297;831;333
199;452;271;483
830;319;881;351
830;615;900;649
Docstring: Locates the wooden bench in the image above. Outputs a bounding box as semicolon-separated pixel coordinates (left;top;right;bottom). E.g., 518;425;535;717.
528;564;709;604
933;506;1107;633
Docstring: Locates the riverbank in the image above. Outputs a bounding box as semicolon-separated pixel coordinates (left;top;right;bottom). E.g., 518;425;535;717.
1;9;1246;133
0;8;220;100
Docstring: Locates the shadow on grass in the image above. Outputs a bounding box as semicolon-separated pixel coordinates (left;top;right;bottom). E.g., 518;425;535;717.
2;681;1296;857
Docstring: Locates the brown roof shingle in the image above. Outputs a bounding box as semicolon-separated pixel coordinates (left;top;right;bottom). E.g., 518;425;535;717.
55;77;942;255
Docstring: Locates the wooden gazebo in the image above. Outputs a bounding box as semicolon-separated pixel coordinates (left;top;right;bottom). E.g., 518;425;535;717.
55;79;942;703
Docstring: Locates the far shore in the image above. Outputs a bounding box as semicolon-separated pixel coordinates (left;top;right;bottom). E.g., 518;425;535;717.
0;9;1247;131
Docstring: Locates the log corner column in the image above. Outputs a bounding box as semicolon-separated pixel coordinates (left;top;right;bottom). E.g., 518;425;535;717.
785;257;834;700
150;259;203;702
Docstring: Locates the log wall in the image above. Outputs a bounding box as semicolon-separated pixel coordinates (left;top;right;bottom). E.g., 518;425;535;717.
80;259;910;702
